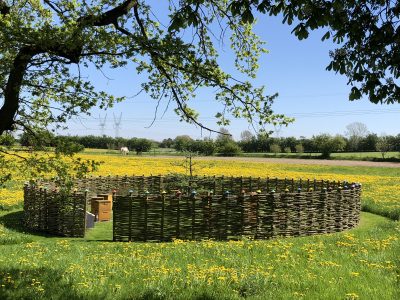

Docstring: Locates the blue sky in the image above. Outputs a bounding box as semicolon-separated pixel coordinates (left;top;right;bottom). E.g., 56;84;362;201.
62;6;400;141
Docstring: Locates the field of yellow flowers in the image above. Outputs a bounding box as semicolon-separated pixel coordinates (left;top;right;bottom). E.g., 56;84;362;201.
0;154;399;299
1;154;400;220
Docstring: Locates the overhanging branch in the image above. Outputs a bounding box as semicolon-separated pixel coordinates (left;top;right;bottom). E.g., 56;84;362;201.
0;0;138;136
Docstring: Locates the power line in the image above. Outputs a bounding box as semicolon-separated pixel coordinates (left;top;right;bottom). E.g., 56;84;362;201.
71;108;400;123
287;108;400;118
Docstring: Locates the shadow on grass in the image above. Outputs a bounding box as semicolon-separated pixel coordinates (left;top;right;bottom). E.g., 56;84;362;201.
0;210;61;239
0;266;96;300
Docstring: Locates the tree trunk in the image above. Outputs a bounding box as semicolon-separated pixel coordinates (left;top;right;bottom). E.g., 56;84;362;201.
0;47;38;135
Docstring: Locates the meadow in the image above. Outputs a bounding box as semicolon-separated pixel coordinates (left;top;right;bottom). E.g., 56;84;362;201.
82;148;400;161
0;154;399;299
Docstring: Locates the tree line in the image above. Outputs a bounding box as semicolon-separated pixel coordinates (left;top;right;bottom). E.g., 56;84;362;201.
161;132;400;158
1;125;399;159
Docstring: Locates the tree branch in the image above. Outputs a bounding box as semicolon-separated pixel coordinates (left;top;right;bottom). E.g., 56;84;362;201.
132;3;223;135
78;0;136;27
0;1;138;136
0;148;27;161
0;47;40;135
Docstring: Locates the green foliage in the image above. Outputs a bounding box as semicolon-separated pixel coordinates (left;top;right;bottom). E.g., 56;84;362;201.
218;141;242;156
269;143;281;155
0;134;15;147
376;136;392;159
215;127;234;146
130;138;153;155
159;138;174;148
283;146;291;153
54;137;84;156
192;139;217;156
0;0;291;133
174;135;194;152
231;0;400;105
295;144;304;154
313;134;346;158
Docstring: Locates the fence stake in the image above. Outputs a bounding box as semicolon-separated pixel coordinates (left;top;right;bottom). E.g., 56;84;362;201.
128;192;133;242
144;191;149;242
176;190;181;238
191;190;197;240
161;191;166;241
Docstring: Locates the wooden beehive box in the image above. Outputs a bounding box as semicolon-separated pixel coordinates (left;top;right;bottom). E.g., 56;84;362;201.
96;200;111;221
97;193;113;210
91;197;112;222
90;197;104;214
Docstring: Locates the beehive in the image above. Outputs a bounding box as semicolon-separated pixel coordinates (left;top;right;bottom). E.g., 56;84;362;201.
97;193;113;209
91;197;112;221
90;197;104;214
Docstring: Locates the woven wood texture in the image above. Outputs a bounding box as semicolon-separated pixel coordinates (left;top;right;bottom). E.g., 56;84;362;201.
102;175;361;241
26;175;361;241
23;185;86;237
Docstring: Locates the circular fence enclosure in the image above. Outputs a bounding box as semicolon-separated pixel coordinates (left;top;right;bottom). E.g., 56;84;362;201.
24;175;362;241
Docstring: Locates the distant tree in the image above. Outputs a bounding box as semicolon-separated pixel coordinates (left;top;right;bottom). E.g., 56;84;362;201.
0;134;15;147
240;130;254;142
55;137;84;156
345;122;369;151
393;134;400;152
280;137;297;152
376;136;391;159
295;144;304;154
359;134;379;152
19;130;54;149
385;135;398;152
270;143;281;156
313;134;346;158
132;138;153;155
283;147;291;153
174;135;194;152
160;138;174;148
218;141;242;156
256;133;270;152
216;128;234;146
193;139;217;156
301;137;315;153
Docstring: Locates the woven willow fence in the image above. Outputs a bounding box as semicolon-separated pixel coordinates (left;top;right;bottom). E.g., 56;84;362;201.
25;175;361;240
24;185;86;237
112;185;361;242
72;175;359;196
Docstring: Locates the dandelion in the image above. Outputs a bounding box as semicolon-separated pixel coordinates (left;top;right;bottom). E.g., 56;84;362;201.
345;293;359;299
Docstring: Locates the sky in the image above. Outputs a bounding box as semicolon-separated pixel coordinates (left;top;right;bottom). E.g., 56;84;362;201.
60;4;400;141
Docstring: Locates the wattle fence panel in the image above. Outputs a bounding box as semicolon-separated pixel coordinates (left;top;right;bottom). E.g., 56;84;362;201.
24;175;362;240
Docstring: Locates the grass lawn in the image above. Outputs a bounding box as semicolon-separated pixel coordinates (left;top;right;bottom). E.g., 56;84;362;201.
0;210;399;299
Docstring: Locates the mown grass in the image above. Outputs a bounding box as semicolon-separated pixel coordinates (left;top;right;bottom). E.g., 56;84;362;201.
0;210;399;300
